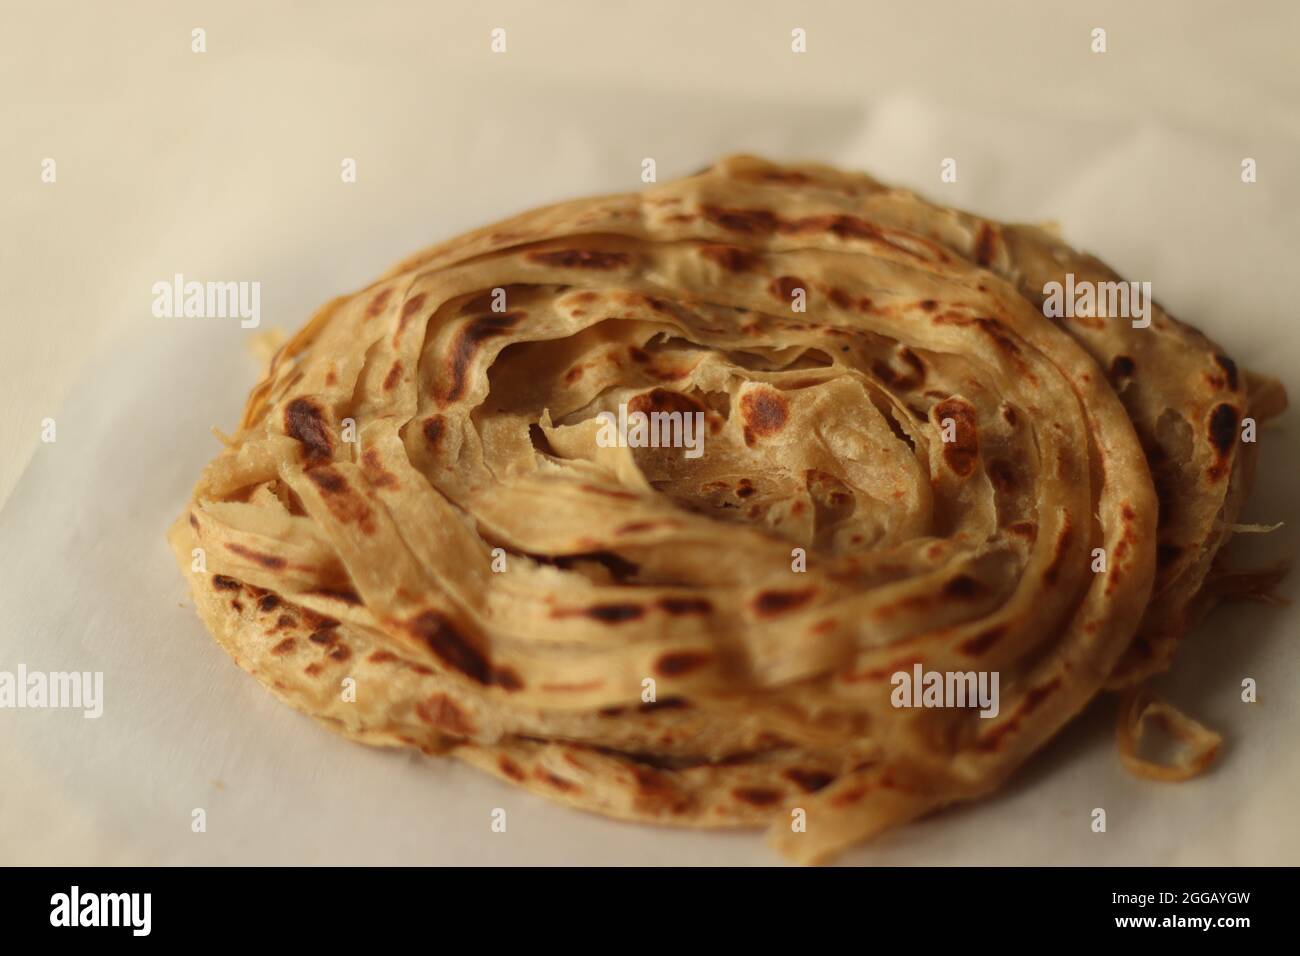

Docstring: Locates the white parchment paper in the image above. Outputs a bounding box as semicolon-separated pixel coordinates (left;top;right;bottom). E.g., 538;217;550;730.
2;90;1297;865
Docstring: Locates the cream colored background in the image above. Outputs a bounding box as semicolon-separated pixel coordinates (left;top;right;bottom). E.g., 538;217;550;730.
2;2;1298;866
3;0;1299;506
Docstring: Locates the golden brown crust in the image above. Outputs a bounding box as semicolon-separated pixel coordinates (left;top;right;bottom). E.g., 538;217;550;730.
170;155;1283;864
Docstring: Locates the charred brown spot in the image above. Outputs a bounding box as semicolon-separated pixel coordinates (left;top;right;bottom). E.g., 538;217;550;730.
654;651;711;677
422;415;445;449
1043;518;1074;586
768;275;806;303
783;769;835;793
406;611;491;685
699;243;760;272
284;397;333;462
657;596;712;615
365;288;393;319
491;666;524;691
752;587;816;616
361;448;399;489
627;388;704;417
308;630;338;645
212;574;240;591
943;574;984;599
587;603;644;624
498;757;526;781
257;594;281;612
639;696;689;713
1109;355;1136;380
328;644;351;662
308;586;361;606
932;397;980;478
226;543;286;571
400;292;427;321
739;388;789;438
528;249;630;270
961;626;1004;655
188;512;199;530
271;638;296;655
1208;403;1239;458
701;205;780;235
306;465;377;534
918;299;937;311
302;609;340;631
445;312;523;402
383;361;402;391
733;787;782;807
872;347;926;391
988;459;1017;494
368;650;397;664
415;694;475;736
1213;354;1239;391
974;222;997;266
534;769;578;792
564;365;584;384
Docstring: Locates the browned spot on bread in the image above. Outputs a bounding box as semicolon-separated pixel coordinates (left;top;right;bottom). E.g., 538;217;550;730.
1008;520;1037;542
534;769;579;792
1213;354;1239;391
271;638;296;655
306;465;377;534
783;769;835;793
226;543;286;571
657;596;712;615
188;512;200;530
365;288;392;319
701;204;780;235
943;574;984;599
974;222;997;266
752;587;816;616
1002;405;1018;427
564;365;584;384
382;361;402;391
302;608;340;631
655;651;711;677
918;299;938;312
308;587;361;605
328;644;351;662
415;694;475;736
1043;517;1074;586
1109;355;1136;380
303;663;324;677
587;603;644;624
699;243;760;272
499;757;526;781
212;574;240;591
361;448;399;489
399;292;427;324
739;388;789;438
733;787;782;807
422;415;445;449
988;459;1017;494
932;397;979;477
768;275;805;302
1207;403;1239;461
831;786;868;807
528;249;630;270
368;650;397;664
257;594;280;612
961;625;1004;656
308;630;338;645
406;611;491;685
872;347;926;391
445;312;523;402
541;679;606;693
491;666;524;691
284;397;333;462
627;387;704;418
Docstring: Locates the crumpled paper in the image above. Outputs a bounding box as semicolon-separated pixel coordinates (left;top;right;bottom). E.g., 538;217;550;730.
2;89;1296;865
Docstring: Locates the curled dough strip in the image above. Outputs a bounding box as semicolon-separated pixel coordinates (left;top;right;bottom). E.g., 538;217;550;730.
1116;687;1222;782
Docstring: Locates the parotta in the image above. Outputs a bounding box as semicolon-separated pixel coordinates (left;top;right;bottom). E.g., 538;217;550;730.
169;156;1285;863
